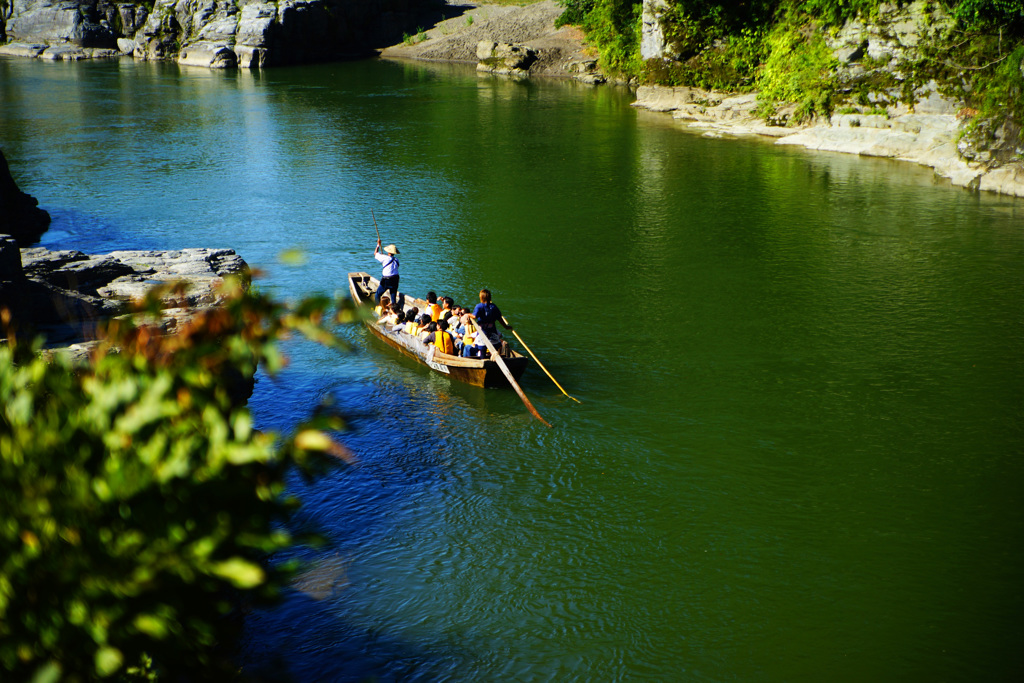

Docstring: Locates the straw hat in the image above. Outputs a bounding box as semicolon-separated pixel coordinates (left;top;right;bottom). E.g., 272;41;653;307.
383;244;399;255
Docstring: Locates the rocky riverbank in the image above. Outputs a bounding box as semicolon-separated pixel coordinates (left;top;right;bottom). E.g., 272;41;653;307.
1;240;250;360
379;0;605;82
383;1;1023;198
0;0;437;67
631;84;1024;198
0;150;250;367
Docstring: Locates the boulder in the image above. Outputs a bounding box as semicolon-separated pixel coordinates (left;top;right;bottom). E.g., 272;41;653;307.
3;244;250;348
20;249;136;295
0;149;50;246
178;41;238;68
0;42;48;57
476;40;537;75
98;248;248;307
39;44;90;60
4;0;116;47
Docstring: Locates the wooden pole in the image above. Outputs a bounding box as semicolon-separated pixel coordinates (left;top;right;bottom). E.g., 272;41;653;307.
371;210;381;242
502;316;580;403
474;329;552;428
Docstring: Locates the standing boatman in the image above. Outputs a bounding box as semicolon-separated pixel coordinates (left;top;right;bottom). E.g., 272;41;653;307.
374;238;400;303
470;288;513;345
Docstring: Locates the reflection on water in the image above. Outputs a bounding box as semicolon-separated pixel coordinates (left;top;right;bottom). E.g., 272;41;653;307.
2;56;1023;680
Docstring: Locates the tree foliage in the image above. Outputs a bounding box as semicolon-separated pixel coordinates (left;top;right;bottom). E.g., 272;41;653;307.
0;279;354;681
559;0;1023;123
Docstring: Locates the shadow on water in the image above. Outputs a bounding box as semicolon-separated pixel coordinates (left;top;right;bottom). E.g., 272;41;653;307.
242;355;515;680
241;587;462;681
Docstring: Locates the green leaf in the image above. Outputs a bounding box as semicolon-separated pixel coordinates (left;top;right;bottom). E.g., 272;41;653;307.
134;614;169;639
211;557;265;589
94;646;123;677
30;662;61;683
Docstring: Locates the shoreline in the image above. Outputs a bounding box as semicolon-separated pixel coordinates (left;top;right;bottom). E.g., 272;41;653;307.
2;0;1021;199
630;85;1024;199
375;1;1024;200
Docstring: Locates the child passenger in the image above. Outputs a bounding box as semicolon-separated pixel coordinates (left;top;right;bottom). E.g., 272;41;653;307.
403;312;421;336
379;303;402;327
425;291;441;321
373;293;391;317
430;318;456;355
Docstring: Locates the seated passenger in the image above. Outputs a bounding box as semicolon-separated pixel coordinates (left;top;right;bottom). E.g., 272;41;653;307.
391;310;407;332
373;293;392;317
455;313;477;353
425;291;441;321
430;318;456;356
379;302;402;327
439;296;455;323
403;311;421;336
418;321;437;344
462;327;489;358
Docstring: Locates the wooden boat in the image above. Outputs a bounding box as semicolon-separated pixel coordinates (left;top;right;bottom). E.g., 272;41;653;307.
348;272;530;388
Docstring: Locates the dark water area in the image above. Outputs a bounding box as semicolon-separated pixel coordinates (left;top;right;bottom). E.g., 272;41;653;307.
2;55;1023;680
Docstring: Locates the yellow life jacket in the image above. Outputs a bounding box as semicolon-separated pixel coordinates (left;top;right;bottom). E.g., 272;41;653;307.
405;321;420;335
435;330;454;355
461;322;478;339
428;303;441;321
373;305;383;316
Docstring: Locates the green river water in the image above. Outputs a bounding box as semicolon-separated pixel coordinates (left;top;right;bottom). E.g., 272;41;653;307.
1;56;1023;681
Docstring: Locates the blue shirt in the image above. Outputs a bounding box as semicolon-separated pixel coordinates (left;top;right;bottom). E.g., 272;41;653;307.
472;302;502;333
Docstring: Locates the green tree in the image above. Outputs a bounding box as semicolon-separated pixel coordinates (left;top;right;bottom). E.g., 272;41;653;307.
0;279;354;681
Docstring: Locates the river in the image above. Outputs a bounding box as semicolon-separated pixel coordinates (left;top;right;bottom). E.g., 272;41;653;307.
2;55;1023;681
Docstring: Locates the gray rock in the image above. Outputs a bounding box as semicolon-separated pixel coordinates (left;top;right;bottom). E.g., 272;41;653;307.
39;44;90;60
5;0;116;47
21;250;136;295
640;0;672;61
178;41;238;68
0;42;48;57
116;4;149;35
476;40;537;75
3;0;427;68
234;45;267;68
4;244;250;349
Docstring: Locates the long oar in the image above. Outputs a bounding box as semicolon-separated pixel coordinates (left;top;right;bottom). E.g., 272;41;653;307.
474;328;552;428
502;315;580;403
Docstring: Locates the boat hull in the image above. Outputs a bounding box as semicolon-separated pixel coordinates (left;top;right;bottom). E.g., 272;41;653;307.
348;272;529;388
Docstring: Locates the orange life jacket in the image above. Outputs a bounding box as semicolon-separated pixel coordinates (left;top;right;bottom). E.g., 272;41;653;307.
435;330;454;355
428;303;441;321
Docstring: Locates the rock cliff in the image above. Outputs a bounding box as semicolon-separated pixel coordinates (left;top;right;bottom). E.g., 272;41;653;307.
0;0;437;67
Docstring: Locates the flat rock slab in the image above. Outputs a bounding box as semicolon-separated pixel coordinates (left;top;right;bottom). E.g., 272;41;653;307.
0;43;48;57
8;245;249;349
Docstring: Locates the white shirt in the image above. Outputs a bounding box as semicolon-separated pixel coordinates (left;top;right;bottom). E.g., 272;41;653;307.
375;251;399;277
